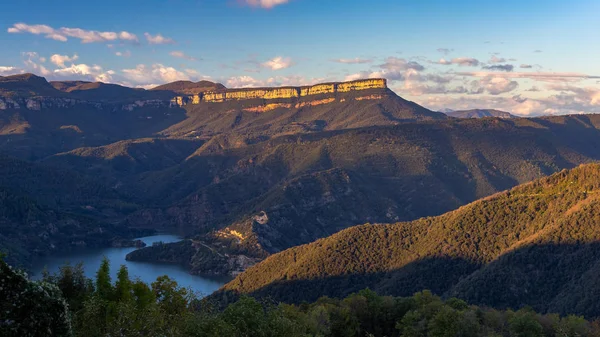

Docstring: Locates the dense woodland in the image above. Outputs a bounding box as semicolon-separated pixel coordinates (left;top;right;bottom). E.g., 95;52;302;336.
3;256;600;337
222;163;600;317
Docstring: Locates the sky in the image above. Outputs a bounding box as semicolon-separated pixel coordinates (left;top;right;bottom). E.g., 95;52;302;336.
1;0;599;116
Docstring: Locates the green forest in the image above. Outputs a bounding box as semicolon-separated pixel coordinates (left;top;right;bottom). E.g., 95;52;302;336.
221;164;600;318
2;256;600;337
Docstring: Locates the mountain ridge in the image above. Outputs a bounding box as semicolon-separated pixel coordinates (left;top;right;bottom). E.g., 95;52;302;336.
125;115;600;276
218;163;600;317
445;109;517;119
151;80;226;95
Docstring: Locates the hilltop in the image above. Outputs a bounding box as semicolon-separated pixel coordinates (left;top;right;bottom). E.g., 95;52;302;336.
50;80;174;103
0;74;446;159
219;163;600;317
445;109;517;119
0;73;67;98
151;80;226;95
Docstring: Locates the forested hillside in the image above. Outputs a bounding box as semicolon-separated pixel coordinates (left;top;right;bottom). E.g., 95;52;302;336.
126;115;600;275
221;163;600;317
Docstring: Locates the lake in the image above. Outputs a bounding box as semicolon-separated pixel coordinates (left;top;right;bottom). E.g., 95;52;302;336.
30;234;230;297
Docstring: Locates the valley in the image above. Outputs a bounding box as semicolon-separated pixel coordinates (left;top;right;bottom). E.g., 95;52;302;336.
4;2;600;336
3;72;600;320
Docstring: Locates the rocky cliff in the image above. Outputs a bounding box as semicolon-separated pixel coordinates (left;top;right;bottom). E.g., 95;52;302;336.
1;75;388;113
170;79;387;106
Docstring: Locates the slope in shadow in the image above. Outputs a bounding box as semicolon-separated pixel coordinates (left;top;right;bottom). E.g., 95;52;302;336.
216;242;600;318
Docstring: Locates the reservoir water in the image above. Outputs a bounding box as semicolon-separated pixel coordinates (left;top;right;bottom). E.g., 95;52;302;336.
30;234;230;297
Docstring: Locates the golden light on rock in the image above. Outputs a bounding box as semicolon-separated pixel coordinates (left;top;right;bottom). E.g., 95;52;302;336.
170;78;388;108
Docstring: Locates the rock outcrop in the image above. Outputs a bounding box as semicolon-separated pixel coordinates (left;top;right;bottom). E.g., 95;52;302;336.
170;79;387;106
2;74;388;113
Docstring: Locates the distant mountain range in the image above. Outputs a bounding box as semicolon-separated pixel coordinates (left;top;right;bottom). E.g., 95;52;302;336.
443;109;518;119
218;163;600;317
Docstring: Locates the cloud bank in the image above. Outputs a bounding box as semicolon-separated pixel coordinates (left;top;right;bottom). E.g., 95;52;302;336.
8;23;139;44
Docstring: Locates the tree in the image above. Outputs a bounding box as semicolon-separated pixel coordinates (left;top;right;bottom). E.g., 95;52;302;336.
131;279;156;309
509;308;543;337
0;258;72;336
114;265;132;302
43;262;92;313
222;296;269;336
95;257;113;301
556;315;590;337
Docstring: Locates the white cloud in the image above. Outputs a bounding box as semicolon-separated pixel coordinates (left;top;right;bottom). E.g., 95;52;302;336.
489;55;506;64
512;100;544;116
118;31;137;42
332;58;373;64
53;63;114;82
591;92;600;106
50;54;79;68
7;23;139;44
226;75;265;88
21;52;40;59
144;33;175;45
344;73;366;81
122;64;190;85
170;51;197;61
546;84;600;108
470;76;519;95
46;33;68;42
225;74;325;88
262;56;293;70
8;23;53;35
22;52;51;76
380;57;425;72
351;57;427;82
344;71;385;82
397;82;468;96
437;57;480;67
415;81;600;116
242;0;290;9
115;50;131;58
137;84;162;90
455;71;600;82
0;66;18;75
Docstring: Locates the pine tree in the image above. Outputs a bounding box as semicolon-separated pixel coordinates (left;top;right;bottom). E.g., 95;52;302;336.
115;265;132;302
96;257;113;301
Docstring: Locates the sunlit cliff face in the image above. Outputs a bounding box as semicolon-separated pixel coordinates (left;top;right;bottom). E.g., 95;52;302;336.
170;79;387;106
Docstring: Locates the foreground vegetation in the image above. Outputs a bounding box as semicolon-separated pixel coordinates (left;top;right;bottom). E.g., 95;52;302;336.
3;257;600;337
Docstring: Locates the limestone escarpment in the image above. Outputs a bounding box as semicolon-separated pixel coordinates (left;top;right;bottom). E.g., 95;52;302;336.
170;78;387;107
1;75;388;113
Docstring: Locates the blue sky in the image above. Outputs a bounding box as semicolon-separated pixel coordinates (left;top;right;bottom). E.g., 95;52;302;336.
1;0;599;115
